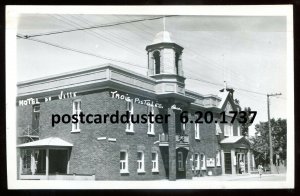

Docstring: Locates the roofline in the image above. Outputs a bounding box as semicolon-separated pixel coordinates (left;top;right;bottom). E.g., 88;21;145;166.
17;63;155;87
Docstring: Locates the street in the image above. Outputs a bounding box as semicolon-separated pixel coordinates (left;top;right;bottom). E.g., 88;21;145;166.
192;174;286;181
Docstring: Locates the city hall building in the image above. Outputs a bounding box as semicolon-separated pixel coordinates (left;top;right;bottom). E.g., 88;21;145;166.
16;31;255;180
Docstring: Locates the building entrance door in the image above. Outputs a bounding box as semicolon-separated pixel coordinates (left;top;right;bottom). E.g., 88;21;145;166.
237;153;245;174
49;150;68;174
224;153;232;174
176;148;188;179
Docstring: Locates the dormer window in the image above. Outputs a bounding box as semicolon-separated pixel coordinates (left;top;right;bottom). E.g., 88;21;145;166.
153;51;160;74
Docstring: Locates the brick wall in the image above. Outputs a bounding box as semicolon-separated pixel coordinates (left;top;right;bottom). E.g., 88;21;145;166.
16;87;245;180
35;89;168;180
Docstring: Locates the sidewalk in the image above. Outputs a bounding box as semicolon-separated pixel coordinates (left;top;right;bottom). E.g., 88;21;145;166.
191;173;286;181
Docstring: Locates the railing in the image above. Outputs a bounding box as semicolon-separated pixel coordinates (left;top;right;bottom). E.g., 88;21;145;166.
176;135;189;144
158;133;189;144
18;126;39;142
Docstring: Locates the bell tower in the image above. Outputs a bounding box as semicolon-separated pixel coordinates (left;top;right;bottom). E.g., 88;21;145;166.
146;31;184;77
146;31;186;95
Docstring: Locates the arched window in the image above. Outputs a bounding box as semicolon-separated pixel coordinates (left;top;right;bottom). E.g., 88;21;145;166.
153;51;160;74
175;52;180;75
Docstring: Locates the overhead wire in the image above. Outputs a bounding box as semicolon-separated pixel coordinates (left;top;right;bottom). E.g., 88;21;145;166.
19;15;177;38
17;15;286;100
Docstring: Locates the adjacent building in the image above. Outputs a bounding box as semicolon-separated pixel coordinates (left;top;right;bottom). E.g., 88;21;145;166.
16;31;255;180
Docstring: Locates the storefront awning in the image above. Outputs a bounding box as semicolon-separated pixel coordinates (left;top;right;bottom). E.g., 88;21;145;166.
17;137;73;148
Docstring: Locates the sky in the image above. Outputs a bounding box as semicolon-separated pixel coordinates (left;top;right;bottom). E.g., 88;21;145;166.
16;14;287;136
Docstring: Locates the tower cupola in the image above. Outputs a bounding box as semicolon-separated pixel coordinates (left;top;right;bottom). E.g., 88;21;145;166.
146;31;184;77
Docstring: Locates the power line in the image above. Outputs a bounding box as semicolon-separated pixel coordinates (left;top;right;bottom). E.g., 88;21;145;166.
18;15;177;39
17;35;148;70
17;34;283;99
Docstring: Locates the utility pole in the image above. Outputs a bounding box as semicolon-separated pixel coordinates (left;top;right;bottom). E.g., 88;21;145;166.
267;93;281;174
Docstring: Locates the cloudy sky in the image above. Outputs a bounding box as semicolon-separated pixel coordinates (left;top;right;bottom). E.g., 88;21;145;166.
16;14;287;136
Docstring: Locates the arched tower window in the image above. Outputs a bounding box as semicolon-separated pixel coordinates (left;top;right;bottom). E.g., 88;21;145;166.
153;51;160;74
175;52;180;75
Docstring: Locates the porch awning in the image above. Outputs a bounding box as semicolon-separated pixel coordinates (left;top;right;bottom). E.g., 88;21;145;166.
220;136;250;145
17;137;73;148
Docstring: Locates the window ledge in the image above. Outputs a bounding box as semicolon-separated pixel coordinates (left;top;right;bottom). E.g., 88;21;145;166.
125;129;134;133
71;129;81;133
195;138;200;140
152;169;159;173
147;132;155;136
120;170;129;174
137;170;146;173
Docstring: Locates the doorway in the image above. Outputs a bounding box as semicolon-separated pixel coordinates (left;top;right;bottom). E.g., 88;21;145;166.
224;153;232;174
49;150;69;174
176;148;188;179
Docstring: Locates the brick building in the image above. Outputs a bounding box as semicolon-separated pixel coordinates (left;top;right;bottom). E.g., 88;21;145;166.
16;31;255;180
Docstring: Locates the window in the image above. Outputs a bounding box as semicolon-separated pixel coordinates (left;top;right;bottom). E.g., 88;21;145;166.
178;152;184;171
195;123;200;140
126;100;134;132
200;154;206;170
175;52;180;75
137;151;145;173
120;151;128;173
224;123;233;137
152;152;159;172
32;104;40;130
182;123;186;133
225;102;233;115
147;106;155;135
194;154;200;170
190;154;194;170
33;105;40;112
237;125;241;136
72;100;81;132
216;122;222;135
216;151;221;166
153;51;160;74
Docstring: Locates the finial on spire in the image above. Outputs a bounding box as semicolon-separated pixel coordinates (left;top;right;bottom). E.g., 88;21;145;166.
224;81;227;90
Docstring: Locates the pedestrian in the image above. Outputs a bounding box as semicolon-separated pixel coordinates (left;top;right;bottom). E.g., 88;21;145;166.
239;160;245;174
258;164;263;178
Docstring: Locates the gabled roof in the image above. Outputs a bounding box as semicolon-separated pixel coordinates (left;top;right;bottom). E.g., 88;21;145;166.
220;136;250;145
17;137;73;148
217;91;230;109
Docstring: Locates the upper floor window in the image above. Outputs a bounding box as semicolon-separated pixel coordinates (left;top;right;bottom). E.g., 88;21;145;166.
147;106;155;135
153;51;160;74
182;123;186;134
120;151;129;173
72;100;81;132
175;52;180;75
126;100;134;132
216;122;222;135
225;102;233;116
137;151;145;173
224;123;233;137
237;125;241;136
195;122;200;140
32;104;40;130
152;152;159;172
